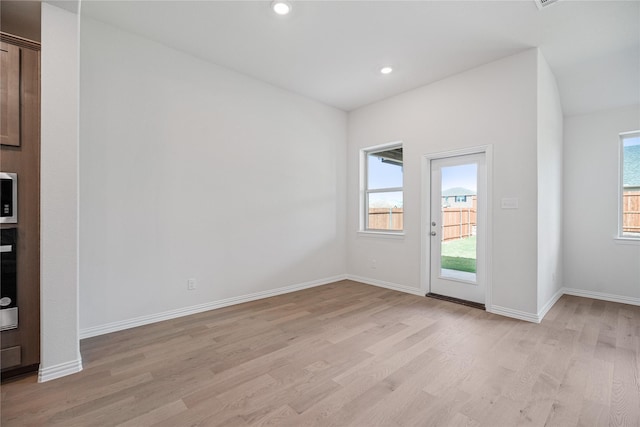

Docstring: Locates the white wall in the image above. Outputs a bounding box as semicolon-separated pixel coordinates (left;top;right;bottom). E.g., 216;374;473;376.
563;106;640;303
79;18;347;334
347;49;540;318
536;51;564;315
40;2;82;381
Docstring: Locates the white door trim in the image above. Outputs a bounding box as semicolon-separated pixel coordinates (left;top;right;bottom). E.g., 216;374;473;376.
420;145;493;309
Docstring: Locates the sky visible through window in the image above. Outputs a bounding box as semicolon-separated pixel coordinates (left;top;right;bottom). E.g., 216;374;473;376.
368;156;477;192
442;163;477;192
623;133;640;189
367;156;478;209
368;155;403;208
367;155;402;189
623;135;640;148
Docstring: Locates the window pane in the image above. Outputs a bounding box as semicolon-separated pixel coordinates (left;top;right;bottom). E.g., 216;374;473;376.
367;148;403;190
367;191;403;230
622;134;640;236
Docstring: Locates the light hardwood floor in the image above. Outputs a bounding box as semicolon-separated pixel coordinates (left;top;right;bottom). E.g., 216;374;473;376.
2;280;639;426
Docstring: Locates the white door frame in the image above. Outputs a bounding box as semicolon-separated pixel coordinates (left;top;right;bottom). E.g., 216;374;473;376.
420;145;493;309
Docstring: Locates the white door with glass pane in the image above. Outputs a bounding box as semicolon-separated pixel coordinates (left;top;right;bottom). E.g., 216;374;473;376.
430;153;486;304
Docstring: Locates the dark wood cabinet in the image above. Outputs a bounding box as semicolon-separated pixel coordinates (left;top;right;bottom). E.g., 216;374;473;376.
0;41;20;147
0;33;41;378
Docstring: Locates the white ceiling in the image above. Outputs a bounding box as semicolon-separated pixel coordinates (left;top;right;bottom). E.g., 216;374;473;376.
81;0;640;115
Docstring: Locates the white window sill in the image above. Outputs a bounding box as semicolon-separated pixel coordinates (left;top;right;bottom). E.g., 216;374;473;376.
613;236;640;246
357;230;405;239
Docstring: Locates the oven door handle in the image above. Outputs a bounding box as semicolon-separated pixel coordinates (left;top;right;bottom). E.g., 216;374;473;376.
0;245;12;253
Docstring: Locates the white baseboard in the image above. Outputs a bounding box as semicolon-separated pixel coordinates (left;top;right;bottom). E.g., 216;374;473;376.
349;275;543;323
562;287;640;306
346;274;424;296
80;275;347;339
38;358;83;383
537;287;564;321
79;273;640;341
487;305;540;323
348;275;549;324
489;287;639;324
346;277;640;322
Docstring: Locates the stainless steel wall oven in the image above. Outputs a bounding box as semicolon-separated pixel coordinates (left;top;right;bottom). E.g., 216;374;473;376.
0;172;17;224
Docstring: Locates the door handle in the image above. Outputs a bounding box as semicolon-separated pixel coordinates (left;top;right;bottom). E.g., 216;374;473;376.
430;231;436;236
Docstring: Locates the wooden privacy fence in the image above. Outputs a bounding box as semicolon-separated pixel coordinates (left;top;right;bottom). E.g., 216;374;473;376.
367;196;477;237
442;207;476;241
368;193;639;235
623;191;640;233
367;206;476;237
368;208;404;230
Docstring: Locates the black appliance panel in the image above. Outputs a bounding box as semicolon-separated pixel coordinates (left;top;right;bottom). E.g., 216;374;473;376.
1;228;18;330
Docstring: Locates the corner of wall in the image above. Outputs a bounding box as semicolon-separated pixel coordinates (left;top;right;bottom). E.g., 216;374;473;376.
535;50;564;316
40;1;82;380
38;358;83;383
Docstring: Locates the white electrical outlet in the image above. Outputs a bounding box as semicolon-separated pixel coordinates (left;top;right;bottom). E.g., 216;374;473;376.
187;278;197;290
371;259;377;269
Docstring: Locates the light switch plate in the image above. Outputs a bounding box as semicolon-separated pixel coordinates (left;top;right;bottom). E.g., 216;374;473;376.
501;197;519;209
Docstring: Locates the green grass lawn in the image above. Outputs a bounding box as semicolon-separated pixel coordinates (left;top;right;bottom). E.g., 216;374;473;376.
441;236;476;273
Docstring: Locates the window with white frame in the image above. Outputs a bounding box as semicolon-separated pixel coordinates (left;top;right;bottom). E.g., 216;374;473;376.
362;144;403;232
620;131;640;238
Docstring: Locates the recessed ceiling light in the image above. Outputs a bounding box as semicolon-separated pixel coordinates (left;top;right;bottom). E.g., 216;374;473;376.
380;67;393;75
272;1;292;15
